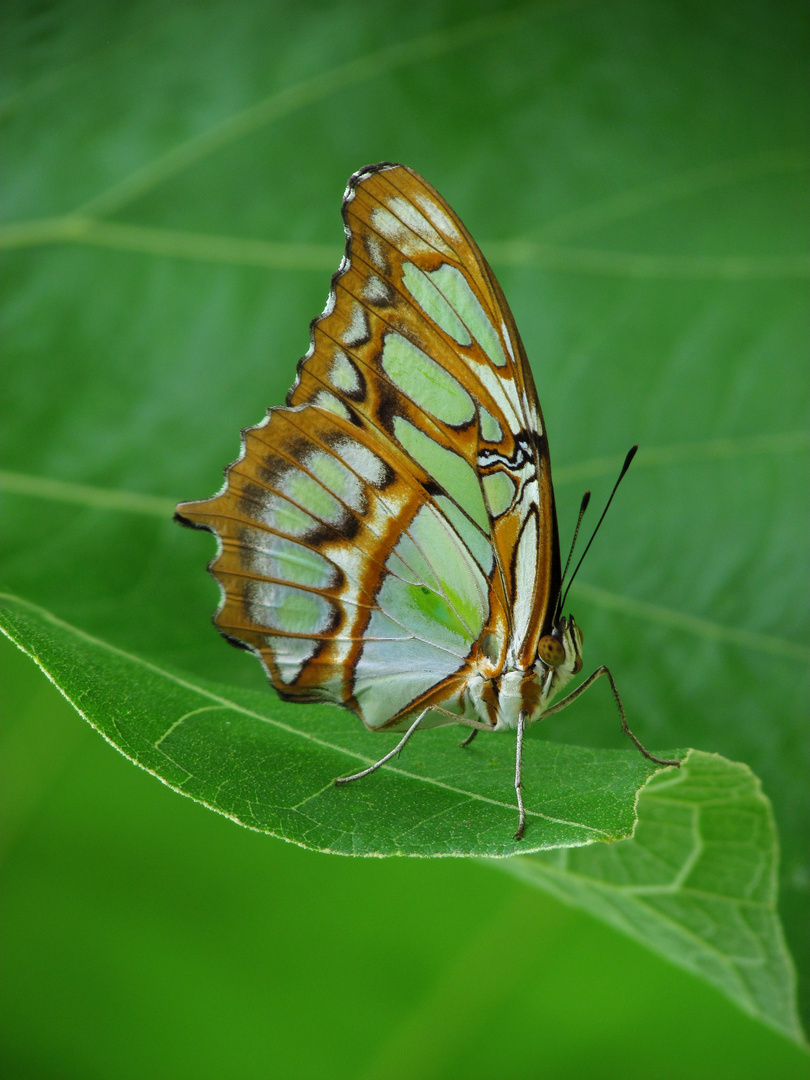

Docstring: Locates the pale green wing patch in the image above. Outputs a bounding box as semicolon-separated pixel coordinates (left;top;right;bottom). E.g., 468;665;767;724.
251;490;323;538
244;580;335;635
353;502;490;727
434;495;494;575
401;261;472;346
393;416;489;530
375;574;473;657
479;406;503;443
425;263;508;367
328;349;362;393
278;470;345;525
380;332;475;427
385;505;488;645
303;449;366;513
482;472;516;518
238;528;338;589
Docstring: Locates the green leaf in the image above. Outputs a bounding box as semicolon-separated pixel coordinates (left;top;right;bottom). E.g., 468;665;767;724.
1;593;803;1044
1;0;807;1049
503;751;804;1044
0;593;679;857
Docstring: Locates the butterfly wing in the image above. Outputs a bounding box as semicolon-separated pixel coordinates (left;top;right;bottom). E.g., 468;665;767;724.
176;163;560;730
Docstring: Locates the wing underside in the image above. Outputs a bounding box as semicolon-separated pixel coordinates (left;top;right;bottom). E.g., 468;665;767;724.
177;163;559;729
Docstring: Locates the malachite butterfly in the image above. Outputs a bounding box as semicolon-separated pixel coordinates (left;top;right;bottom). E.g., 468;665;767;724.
176;162;679;839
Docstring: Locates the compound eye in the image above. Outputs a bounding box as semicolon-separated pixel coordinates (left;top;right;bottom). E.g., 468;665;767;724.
538;635;565;667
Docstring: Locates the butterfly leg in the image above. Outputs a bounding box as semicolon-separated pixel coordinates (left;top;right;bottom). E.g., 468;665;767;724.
334;709;427;786
420;706;489;747
514;710;527;841
542;666;681;768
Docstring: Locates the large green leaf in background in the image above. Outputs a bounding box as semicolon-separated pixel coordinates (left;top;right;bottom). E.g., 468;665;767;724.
1;0;808;1065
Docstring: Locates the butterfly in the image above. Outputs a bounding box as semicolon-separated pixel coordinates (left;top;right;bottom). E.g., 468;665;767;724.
175;162;679;840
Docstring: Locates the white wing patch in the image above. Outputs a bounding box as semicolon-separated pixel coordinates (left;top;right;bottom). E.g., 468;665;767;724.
353;611;463;727
510;517;539;661
364;233;388;272
329;349;362;394
263;634;319;685
312;390;351;419
362;273;391;305
385;196;456;257
371;206;436;258
342;302;370;347
332;436;389;488
414;191;463;243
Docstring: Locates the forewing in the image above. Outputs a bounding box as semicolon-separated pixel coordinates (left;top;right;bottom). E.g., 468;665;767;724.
293;164;559;662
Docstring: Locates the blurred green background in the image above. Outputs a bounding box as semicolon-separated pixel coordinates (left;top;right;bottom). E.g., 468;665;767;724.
1;0;808;1076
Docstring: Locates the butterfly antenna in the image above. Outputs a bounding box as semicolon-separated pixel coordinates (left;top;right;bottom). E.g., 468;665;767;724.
553;489;591;621
558;445;639;616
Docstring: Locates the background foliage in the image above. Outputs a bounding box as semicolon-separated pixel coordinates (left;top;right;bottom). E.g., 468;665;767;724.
1;0;808;1075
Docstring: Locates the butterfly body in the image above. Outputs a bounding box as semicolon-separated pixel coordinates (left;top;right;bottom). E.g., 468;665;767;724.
176;162;677;838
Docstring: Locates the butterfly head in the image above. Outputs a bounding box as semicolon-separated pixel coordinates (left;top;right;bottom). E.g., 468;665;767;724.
536;616;584;704
484;617;584;728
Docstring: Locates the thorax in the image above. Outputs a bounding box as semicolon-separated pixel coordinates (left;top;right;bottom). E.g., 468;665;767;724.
464;614;583;730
